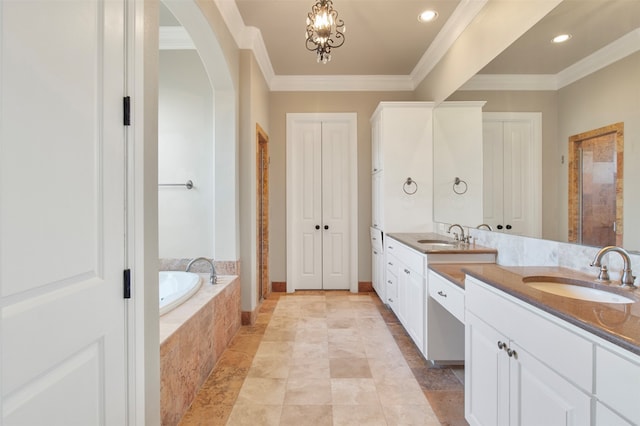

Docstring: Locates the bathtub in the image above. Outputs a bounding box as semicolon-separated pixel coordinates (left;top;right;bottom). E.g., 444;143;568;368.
159;271;202;315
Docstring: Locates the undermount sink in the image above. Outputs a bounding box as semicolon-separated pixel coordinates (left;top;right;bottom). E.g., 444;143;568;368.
416;239;456;246
524;278;636;304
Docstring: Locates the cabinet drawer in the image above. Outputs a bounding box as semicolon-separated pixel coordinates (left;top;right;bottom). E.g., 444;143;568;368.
385;238;424;274
466;276;593;392
596;345;640;425
428;271;464;323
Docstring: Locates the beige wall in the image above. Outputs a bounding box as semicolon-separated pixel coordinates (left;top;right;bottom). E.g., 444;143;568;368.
557;51;640;251
268;92;414;284
239;50;270;311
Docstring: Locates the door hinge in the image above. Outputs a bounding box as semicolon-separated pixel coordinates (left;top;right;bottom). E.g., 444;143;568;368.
123;96;131;126
123;269;131;299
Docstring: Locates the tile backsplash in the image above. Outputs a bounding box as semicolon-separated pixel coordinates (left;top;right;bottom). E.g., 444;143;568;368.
436;223;640;283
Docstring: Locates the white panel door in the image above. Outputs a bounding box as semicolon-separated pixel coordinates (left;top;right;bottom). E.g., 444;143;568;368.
321;121;351;290
1;1;128;424
287;114;356;291
483;114;541;237
289;121;323;289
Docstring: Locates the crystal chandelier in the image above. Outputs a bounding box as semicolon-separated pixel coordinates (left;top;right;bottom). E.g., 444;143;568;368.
305;0;345;64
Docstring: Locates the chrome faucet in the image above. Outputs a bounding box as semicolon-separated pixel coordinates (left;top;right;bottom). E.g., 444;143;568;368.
186;257;217;284
447;224;466;243
590;246;636;288
477;223;492;231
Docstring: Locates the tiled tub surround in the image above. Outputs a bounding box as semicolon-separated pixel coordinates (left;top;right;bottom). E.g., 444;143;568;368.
159;258;240;276
160;274;241;425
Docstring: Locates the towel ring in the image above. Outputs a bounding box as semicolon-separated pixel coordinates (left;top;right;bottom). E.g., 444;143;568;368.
403;177;418;195
453;177;468;195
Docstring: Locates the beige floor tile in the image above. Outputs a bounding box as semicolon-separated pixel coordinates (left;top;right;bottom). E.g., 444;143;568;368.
254;341;294;358
262;328;297;342
329;358;372;378
382;404;441;425
235;378;287;405
331;378;380;405
247;356;290;379
292;341;329;359
328;340;367;358
284;378;332;405
288;357;330;379
377;379;429;406
297;317;328;330
332;404;387;426
295;327;328;343
226;404;282;426
279;405;332;426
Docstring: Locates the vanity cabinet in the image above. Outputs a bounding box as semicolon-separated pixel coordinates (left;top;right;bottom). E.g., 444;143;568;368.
465;275;640;426
385;237;425;350
370;102;434;233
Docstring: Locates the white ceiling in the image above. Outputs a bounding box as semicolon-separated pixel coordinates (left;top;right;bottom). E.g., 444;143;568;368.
160;0;640;91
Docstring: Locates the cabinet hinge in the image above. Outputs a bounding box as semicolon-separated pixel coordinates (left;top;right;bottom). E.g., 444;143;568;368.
123;96;131;126
123;269;131;299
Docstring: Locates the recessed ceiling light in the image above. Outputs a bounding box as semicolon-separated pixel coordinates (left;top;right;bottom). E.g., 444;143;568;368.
552;34;572;43
418;10;438;23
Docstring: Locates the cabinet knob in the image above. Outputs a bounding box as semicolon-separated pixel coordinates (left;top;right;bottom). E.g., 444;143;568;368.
497;225;504;230
324;225;329;230
387;280;392;284
388;298;394;302
507;348;518;359
315;225;320;230
388;262;394;266
497;341;507;350
506;224;512;230
404;269;410;274
437;290;447;298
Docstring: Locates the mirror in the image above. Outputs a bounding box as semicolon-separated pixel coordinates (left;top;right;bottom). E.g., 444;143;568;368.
438;0;640;252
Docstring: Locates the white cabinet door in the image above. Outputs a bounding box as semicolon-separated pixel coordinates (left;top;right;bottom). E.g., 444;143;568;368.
396;266;409;327
466;312;510;426
510;341;591;426
405;267;425;350
1;1;128;423
372;171;382;229
287;114;357;291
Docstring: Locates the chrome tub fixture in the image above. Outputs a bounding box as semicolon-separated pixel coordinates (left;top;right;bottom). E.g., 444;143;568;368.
186;257;217;284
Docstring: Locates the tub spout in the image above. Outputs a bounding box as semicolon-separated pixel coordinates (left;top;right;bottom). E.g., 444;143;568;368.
186;257;217;284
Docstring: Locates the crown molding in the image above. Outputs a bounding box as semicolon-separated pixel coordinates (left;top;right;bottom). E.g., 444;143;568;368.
270;75;415;92
556;28;640;89
410;0;488;86
460;28;640;91
159;26;196;50
459;74;558;91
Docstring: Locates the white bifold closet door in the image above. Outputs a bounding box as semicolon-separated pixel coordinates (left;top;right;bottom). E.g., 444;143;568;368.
1;1;129;424
286;114;357;291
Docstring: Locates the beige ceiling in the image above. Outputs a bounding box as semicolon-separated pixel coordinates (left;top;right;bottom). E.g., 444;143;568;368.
232;0;640;77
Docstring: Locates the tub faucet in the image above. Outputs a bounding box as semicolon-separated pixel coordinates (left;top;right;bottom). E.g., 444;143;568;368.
477;223;492;231
447;224;467;243
590;246;636;288
186;257;217;284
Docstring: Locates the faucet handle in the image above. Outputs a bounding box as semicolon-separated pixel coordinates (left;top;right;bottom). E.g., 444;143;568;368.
596;265;610;282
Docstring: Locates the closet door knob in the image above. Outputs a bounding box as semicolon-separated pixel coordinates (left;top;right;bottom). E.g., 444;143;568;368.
315;225;320;230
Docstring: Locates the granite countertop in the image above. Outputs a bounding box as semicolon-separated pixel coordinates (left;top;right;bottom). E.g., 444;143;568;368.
431;263;640;356
386;232;498;255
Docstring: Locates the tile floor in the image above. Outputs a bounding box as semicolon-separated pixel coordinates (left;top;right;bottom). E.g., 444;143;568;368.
178;291;467;426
